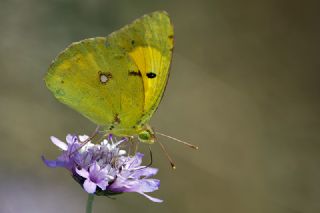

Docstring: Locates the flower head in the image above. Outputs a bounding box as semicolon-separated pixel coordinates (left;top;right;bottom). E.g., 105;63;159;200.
42;134;162;202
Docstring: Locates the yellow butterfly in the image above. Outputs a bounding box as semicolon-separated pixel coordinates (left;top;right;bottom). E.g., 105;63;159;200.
45;11;174;144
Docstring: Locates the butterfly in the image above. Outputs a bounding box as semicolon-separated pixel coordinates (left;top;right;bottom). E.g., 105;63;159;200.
45;11;174;144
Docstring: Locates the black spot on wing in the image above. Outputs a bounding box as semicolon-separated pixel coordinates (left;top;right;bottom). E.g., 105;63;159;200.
114;113;121;124
128;70;142;77
146;72;156;78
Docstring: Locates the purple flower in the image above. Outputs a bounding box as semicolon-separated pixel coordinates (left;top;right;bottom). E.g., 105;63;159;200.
108;153;162;202
76;162;115;193
42;134;162;202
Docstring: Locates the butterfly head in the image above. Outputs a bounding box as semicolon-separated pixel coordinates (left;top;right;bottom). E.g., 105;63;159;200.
138;125;155;144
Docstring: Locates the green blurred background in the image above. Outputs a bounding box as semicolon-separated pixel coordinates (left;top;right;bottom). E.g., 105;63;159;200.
1;0;319;212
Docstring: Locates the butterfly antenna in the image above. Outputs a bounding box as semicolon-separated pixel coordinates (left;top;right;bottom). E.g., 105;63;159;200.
156;132;199;150
69;125;100;157
157;140;176;170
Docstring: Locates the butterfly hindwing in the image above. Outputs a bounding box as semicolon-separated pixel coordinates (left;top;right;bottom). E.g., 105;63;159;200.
45;37;145;132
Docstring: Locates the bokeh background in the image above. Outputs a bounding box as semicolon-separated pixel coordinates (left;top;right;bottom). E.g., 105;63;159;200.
1;0;319;212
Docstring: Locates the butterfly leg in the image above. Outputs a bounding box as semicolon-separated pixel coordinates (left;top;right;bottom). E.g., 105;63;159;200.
79;125;100;143
127;136;139;156
70;125;100;157
145;145;153;167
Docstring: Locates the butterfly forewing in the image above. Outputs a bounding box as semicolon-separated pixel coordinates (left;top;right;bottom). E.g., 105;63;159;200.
107;11;174;125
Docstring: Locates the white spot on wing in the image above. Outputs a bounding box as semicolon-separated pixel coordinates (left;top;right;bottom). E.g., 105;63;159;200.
100;74;108;83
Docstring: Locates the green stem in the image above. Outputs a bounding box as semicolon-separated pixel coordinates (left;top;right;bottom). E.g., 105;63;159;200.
86;194;95;213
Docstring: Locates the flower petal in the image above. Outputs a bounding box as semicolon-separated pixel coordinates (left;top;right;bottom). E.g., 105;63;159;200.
131;167;158;178
41;156;66;168
89;162;100;173
50;136;68;151
79;135;89;142
76;168;89;178
138;192;163;203
66;134;77;144
118;150;126;155
97;180;108;191
129;179;160;193
83;179;97;194
125;153;143;169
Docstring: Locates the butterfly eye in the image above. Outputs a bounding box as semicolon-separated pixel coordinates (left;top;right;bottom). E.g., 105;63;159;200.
138;130;152;142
